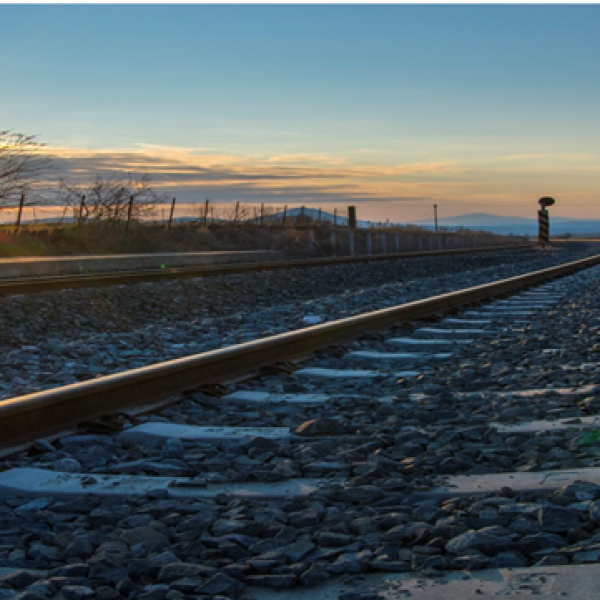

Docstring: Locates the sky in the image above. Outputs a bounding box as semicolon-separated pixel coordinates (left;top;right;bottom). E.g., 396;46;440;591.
1;4;599;222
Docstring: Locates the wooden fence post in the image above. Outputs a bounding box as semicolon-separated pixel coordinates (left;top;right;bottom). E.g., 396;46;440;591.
78;195;86;226
168;197;176;230
15;194;25;229
126;195;134;229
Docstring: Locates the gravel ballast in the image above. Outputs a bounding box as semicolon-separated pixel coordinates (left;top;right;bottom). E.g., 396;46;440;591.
1;243;599;399
3;248;600;597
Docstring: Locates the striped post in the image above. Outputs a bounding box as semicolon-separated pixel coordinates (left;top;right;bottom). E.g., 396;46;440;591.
538;209;549;247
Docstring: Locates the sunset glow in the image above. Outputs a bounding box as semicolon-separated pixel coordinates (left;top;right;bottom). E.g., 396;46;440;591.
2;4;599;222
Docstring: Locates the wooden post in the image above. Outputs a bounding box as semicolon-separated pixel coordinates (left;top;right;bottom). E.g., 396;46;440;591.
318;207;322;224
126;195;134;229
78;195;86;226
348;206;357;229
233;200;240;225
15;194;25;229
282;205;287;227
168;197;176;230
333;208;338;227
204;200;210;226
260;203;264;226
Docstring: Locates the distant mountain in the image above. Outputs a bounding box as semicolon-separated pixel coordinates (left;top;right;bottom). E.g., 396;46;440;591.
413;213;536;227
412;212;600;236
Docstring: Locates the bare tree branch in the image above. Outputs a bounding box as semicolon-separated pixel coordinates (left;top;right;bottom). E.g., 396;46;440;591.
0;130;51;205
57;173;167;223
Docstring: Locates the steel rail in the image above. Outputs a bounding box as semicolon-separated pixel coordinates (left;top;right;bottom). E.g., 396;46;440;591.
0;244;532;295
1;251;596;448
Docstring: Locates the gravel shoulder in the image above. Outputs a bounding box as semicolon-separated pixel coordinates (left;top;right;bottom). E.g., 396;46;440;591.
1;244;599;400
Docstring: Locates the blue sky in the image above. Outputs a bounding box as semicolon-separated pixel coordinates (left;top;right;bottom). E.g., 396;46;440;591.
1;4;599;221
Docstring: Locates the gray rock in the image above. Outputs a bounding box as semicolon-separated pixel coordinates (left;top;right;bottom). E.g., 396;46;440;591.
518;533;566;554
245;574;297;588
62;586;95;600
537;506;580;532
120;527;169;547
316;532;353;547
138;584;170;600
195;572;245;598
14;498;52;517
446;531;513;556
489;551;528;568
157;563;204;583
1;571;43;589
298;563;328;586
280;539;315;562
65;537;94;559
50;565;89;578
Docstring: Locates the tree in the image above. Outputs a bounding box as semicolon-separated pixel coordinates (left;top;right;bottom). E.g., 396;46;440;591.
57;173;167;224
0;130;51;205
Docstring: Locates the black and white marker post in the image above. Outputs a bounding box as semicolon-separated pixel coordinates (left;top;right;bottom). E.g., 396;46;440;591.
538;196;555;248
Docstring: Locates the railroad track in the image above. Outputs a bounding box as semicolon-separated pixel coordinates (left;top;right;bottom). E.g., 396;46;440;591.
2;253;600;598
0;243;531;295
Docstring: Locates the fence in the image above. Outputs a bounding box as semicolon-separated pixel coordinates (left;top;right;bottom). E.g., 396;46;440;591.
0;202;529;257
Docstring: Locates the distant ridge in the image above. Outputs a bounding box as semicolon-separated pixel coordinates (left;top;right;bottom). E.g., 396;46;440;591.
412;212;600;236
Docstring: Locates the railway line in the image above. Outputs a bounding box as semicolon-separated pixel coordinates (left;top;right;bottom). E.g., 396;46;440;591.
0;244;530;296
1;243;598;403
2;253;600;597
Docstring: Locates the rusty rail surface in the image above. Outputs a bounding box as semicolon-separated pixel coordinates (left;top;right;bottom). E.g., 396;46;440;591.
0;244;533;296
1;251;597;448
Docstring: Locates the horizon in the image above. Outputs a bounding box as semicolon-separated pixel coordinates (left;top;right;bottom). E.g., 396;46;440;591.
2;5;599;221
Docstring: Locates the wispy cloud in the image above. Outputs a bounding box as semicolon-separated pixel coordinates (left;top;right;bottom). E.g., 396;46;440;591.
42;144;466;204
38;143;600;215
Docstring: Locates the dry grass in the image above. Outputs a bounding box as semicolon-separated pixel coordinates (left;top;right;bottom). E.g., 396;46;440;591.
0;222;525;258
